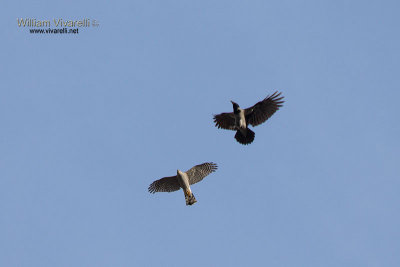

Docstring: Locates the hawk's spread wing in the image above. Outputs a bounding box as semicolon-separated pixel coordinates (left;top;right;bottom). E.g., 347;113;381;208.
213;113;236;130
245;91;284;127
186;162;218;185
148;176;180;193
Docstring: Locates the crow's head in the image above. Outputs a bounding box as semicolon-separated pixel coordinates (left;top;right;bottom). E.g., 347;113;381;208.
231;100;240;111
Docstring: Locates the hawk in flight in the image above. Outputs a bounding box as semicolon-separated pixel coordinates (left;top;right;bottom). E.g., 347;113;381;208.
148;162;218;205
213;91;284;145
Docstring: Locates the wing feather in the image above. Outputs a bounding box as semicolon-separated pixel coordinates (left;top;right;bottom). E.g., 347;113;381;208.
148;176;180;193
245;91;284;127
213;113;236;130
186;162;218;185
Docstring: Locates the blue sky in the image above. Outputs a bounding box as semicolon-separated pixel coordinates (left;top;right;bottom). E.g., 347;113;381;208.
1;1;400;266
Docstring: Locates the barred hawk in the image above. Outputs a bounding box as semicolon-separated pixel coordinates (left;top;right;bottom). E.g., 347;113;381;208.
148;162;218;205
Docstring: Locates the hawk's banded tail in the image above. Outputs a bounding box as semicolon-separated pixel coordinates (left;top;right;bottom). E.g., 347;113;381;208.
185;193;197;206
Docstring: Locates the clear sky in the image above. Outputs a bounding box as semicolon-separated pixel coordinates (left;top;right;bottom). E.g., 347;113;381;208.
1;1;400;266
